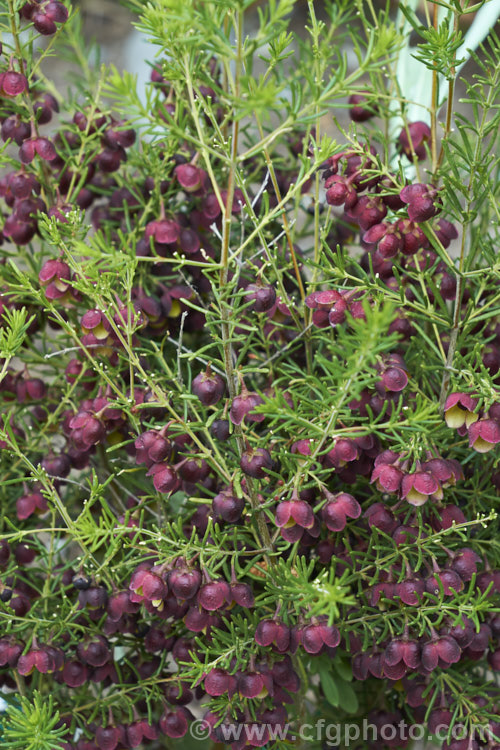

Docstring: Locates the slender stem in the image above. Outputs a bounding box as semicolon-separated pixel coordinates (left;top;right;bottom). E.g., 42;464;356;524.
438;64;496;408
435;78;455;173
253;121;305;304
210;9;274;556
438;235;466;411
436;12;459;174
429;0;439;173
218;9;241;402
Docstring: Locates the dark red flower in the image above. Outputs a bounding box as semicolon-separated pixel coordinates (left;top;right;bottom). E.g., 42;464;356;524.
444;392;478;429
401;469;439;506
322;491;361;532
422;635;461;671
205;668;237;697
468;418;500;453
300;621;340;654
398;121;431;161
363;222;403;258
0;71;29;97
400;184;442;222
275;497;314;530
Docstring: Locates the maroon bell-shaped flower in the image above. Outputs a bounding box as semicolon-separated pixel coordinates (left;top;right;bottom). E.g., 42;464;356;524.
1;114;30;145
398;121;431;161
245;282;277;313
32;1;69;34
96;726;121;750
364;503;398;534
255;619;290;652
379;365;408;393
39;258;72;299
488;648;500;670
7;169;40;198
231;582;255;608
129;567;168;605
422;457;463;488
300;620;340;654
395;576;425;606
126;720;159;747
192;366;226;406
146;463;180;494
81;308;112;339
348;91;378;122
350;195;387;230
0;638;23;668
107;590;140;621
401;468;439;506
174;163;206;192
169;566;202;601
427;709;453;736
275;494;314;532
400;184;442;222
271;657;300;693
76;635;110;667
444;392;478;429
0;71;28;97
205;668;237;697
322;491;361;532
238;671;272;699
434;218;458;248
468;418;500;453
69;410;106;449
19;136;57;164
197;580;231;611
324;438;359;468
158;706;192;739
384;636;420;678
370;462;404;493
145;217;180;246
62;661;89;688
432;504;466;531
184;607;211;632
325;174;358;209
450;548;481;581
240;446;274;478
467;622;492;654
421;635;461;671
370;576;396;606
135;430;171;468
229;387;265;424
17;644;58;676
16;490;48;520
395;218;428;255
305;289;345;312
212;486;245;524
363;222;404;259
425;569;464;597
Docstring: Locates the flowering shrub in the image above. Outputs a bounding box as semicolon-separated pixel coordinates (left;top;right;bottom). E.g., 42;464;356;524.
0;0;499;749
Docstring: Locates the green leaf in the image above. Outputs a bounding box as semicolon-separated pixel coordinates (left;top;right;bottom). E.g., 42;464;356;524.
319;664;340;707
333;656;353;682
336;678;359;714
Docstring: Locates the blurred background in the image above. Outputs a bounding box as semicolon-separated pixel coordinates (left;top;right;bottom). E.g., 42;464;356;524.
63;0;491;127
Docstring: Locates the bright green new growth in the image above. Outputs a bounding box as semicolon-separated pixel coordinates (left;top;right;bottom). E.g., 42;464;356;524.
2;692;66;750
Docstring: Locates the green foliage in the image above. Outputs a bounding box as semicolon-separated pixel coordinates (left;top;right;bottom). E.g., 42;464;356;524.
1;692;66;750
0;307;34;361
0;0;499;747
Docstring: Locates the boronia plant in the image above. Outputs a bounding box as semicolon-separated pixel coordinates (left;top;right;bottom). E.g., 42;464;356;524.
0;0;499;748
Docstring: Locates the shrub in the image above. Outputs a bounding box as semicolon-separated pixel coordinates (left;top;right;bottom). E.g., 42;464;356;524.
0;0;499;749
